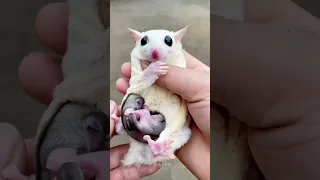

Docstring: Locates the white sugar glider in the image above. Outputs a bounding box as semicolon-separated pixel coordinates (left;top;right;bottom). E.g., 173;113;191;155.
112;27;192;166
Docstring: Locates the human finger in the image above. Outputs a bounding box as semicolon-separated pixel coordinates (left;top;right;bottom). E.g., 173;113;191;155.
120;50;208;79
0;123;27;169
110;100;119;137
176;125;210;180
25;138;35;175
35;2;68;55
110;165;160;180
18;51;63;105
110;144;130;169
75;151;109;180
1;165;28;180
155;66;210;103
183;50;210;71
116;78;130;95
138;64;210;134
121;62;132;79
210;14;320;126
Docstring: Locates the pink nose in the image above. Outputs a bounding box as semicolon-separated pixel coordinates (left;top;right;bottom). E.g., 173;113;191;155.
151;49;159;60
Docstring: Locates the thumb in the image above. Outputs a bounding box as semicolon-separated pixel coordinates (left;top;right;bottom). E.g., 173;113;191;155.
154;66;210;138
156;65;210;103
110;165;160;180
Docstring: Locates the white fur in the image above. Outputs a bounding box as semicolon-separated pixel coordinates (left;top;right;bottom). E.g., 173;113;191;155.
116;119;191;165
118;27;192;165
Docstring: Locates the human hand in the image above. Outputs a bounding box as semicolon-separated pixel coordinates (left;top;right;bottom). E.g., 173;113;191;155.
18;2;159;179
19;1;320;180
115;51;210;179
211;4;320;180
18;2;68;175
74;101;160;180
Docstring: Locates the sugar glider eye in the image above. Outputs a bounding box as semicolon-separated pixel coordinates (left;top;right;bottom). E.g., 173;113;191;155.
141;36;148;46
164;36;172;46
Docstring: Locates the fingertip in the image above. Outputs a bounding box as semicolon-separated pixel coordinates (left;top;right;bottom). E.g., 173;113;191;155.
19;51;63;105
110;100;117;113
111;164;160;180
110;117;115;137
156;66;208;102
116;78;129;95
110;144;130;169
25;138;35;175
156;65;181;87
121;62;132;78
35;2;68;54
183;50;209;71
138;165;161;177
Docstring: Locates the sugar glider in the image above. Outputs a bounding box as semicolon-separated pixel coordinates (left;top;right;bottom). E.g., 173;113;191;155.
112;27;192;165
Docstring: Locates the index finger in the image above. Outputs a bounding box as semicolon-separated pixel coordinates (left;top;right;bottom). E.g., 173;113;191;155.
110;165;160;180
110;144;130;169
183;50;210;71
35;3;68;55
25;138;36;175
139;50;209;72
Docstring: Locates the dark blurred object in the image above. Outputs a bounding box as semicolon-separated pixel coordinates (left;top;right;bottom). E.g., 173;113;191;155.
293;0;320;18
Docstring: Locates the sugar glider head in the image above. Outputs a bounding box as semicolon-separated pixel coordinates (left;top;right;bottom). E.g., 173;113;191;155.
127;26;188;63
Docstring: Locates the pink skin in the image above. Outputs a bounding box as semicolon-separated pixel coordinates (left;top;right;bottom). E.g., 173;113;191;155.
1;148;79;180
113;108;162;133
115;108;174;159
137;56;175;158
0;123;28;180
126;109;161;132
133;109;161;128
1;149;105;180
1;165;30;180
143;61;169;84
112;59;171;159
46;148;77;175
151;49;159;60
143;135;174;159
113;107;174;159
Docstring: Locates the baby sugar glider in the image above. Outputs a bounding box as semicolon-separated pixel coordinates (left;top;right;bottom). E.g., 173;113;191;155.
111;27;192;166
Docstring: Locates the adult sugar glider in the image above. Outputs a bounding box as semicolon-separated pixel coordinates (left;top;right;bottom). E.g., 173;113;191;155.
112;27;192;166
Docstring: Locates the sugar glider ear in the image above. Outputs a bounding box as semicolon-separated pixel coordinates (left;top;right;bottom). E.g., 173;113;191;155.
173;26;188;42
127;27;143;41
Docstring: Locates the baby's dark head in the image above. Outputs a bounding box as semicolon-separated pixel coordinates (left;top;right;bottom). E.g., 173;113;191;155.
128;27;188;63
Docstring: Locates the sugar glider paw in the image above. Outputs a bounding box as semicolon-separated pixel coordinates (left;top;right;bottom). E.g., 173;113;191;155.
143;135;175;159
151;61;169;76
124;108;135;116
144;61;169;83
112;114;124;134
111;114;118;120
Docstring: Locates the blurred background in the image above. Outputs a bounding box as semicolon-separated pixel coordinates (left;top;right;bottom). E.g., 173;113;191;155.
0;0;318;179
0;0;64;138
